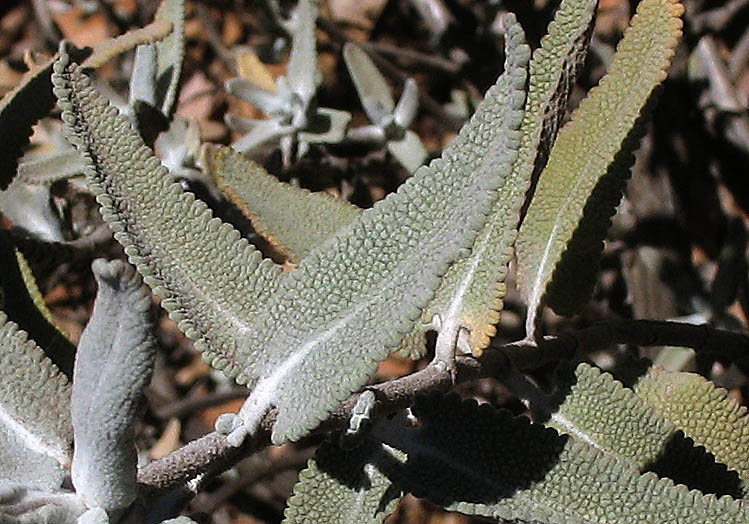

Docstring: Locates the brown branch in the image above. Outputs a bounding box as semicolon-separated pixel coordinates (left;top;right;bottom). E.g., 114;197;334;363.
500;319;749;369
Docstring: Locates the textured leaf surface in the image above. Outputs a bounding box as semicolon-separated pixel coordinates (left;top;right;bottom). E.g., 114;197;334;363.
227;17;529;444
516;0;683;333
0;422;65;491
0;231;76;378
58;17;526;445
380;394;749;523
422;0;596;355
53;45;284;388
214;19;528;361
0;313;72;479
547;363;674;469
283;438;402;524
635;367;749;485
206;146;360;263
71;259;156;511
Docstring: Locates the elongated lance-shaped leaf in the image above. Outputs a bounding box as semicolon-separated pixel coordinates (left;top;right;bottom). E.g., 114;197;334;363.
376;393;749;523
0;20;173;190
343;43;395;124
222;15;529;444
17;149;87;185
282;438;403;524
153;0;185;116
0;230;76;378
129;0;185;118
523;0;598;180
635;367;749;486
287;0;321;107
516;0;683;336
71;259;156;511
52;43;284;385
0;313;72;483
421;0;597;355
546;362;675;469
545;362;741;495
205;145;360;263
56;18;527;445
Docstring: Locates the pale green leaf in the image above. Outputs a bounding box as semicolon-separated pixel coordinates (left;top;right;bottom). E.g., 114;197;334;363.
386;130;428;174
223;16;529;444
205;146;360;263
516;0;684;334
635;366;749;486
547;362;674;469
546;362;741;495
421;0;596;355
287;0;321;106
153;0;185;116
343;43;394;123
0;180;66;243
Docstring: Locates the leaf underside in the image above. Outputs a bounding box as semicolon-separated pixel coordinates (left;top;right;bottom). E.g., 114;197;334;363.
71;259;156;511
515;0;684;335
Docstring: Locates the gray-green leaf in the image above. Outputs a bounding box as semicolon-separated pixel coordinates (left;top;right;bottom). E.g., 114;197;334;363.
0;313;71;489
283;438;402;524
71;259;156;511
